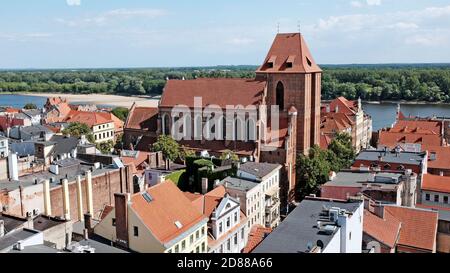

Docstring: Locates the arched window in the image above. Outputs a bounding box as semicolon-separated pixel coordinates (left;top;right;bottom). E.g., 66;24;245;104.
276;81;285;111
247;118;256;141
162;114;170;135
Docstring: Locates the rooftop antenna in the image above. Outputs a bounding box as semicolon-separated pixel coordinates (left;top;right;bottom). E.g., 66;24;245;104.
297;20;301;33
277;22;280;34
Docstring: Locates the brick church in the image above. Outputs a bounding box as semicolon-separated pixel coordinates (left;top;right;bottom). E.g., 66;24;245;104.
124;33;322;205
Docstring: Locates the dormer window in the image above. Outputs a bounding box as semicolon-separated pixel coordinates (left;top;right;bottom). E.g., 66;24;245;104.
306;57;312;67
286;55;295;69
267;56;277;68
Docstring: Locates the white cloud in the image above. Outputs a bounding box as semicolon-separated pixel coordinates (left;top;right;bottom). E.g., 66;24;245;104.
66;0;81;6
351;0;381;8
56;8;167;27
366;0;381;6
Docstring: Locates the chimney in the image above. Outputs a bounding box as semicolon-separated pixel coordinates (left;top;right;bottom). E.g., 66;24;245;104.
84;213;93;235
201;178;209;194
76;175;84;221
114;193;130;248
0;220;4;237
373;204;385;219
62;179;71;221
43;179;52;216
85;170;94;216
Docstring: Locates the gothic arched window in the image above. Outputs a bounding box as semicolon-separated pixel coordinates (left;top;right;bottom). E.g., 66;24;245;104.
276;81;285;111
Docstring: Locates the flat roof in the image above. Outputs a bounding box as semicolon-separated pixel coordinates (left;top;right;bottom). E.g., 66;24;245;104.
239;162;281;180
356;150;426;166
220;177;260;192
0;229;39;252
325;171;403;189
253;199;362;253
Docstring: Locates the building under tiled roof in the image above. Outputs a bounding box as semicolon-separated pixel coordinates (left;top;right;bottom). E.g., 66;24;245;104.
125;105;159;131
384;206;438;252
422;174;450;194
130;181;208;244
363;209;401;249
256;33;321;74
160;78;266;109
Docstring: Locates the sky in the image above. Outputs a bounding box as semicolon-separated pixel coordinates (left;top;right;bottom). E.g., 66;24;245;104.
1;0;450;68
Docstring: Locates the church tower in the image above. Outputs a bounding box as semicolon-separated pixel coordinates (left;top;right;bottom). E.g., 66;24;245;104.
256;33;322;154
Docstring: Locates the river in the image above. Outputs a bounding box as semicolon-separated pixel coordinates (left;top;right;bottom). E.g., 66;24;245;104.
363;102;450;130
1;94;450;131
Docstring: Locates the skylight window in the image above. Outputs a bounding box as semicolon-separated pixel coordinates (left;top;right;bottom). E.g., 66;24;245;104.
142;192;153;203
175;221;183;229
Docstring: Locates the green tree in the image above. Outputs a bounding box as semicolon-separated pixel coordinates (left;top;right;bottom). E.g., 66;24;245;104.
296;146;332;199
219;150;239;161
152;135;180;168
327;133;356;171
111;107;129;121
62;122;94;143
23;103;37;109
97;140;114;154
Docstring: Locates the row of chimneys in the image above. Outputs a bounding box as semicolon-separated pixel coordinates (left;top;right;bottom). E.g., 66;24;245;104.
41;170;94;221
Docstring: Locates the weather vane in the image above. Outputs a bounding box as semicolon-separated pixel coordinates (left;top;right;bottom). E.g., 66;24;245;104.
277;22;280;33
297;20;301;33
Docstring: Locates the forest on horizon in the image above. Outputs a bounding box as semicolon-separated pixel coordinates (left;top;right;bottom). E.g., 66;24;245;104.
1;63;450;102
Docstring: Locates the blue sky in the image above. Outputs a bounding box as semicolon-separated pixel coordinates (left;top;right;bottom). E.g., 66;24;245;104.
1;0;450;68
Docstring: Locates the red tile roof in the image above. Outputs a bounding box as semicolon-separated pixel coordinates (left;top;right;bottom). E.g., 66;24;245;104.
395;120;442;135
384;206;438;252
321;112;354;134
121;151;151;174
160;78;266;108
130;181;207;244
125;105;159;131
243;225;273;253
422;174;450;194
423;146;450;170
320;134;332;150
363;210;401;248
256;33;322;73
65;110;114;128
378;130;442;148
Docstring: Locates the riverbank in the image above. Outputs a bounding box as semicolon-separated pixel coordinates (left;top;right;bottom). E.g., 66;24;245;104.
14;92;160;108
322;99;450;106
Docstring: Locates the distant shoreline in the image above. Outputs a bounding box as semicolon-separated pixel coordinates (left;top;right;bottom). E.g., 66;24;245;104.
0;92;160;108
322;99;450;106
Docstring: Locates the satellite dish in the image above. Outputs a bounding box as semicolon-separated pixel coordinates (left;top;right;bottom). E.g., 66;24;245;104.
316;240;324;249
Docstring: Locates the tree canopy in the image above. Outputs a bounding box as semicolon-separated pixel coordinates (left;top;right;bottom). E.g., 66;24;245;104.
152;135;180;162
23;103;37;109
62;122;94;143
296;133;356;200
111;107;129;121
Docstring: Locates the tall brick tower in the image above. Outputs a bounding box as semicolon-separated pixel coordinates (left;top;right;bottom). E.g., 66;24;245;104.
256;33;322;154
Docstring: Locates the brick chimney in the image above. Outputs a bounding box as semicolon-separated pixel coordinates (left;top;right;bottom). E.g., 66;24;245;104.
201;178;209;194
114;193;130;248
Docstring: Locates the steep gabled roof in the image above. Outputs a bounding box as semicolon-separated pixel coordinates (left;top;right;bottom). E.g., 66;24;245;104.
130;181;207;244
257;33;322;74
160;78;266;109
125;105;159;131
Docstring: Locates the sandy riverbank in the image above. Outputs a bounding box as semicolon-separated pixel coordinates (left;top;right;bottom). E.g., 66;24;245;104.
18;93;160;108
